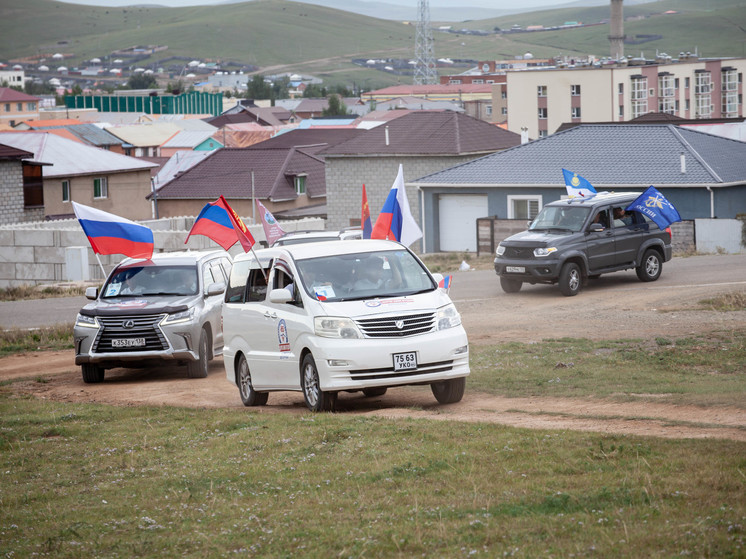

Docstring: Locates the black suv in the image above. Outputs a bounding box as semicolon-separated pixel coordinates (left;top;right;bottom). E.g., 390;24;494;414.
494;192;673;296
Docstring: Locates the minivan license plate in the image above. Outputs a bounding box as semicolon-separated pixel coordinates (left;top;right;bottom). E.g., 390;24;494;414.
112;338;145;348
506;266;525;273
393;352;417;371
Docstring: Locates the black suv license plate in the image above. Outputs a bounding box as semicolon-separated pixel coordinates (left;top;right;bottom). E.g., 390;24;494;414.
393;352;417;371
506;266;525;273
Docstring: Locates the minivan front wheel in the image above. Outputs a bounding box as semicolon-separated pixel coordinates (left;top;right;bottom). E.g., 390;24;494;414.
636;249;662;282
431;377;466;404
301;354;336;412
237;354;268;407
559;262;582;296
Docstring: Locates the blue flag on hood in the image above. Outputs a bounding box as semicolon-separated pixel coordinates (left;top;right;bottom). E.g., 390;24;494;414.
625;186;681;230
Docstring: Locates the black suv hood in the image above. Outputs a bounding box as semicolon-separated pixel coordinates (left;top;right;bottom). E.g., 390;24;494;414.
501;229;581;246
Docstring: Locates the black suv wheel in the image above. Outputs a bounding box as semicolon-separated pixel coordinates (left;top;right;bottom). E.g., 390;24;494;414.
559;262;582;296
636;249;662;282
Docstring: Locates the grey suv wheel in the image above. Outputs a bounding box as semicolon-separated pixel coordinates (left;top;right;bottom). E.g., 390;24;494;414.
559;262;582;296
636;249;662;282
500;277;522;293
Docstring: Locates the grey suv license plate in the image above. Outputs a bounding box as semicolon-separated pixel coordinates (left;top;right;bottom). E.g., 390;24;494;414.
112;338;146;348
393;352;417;371
506;266;525;273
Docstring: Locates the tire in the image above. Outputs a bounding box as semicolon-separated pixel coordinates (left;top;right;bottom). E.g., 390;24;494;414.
362;387;387;398
81;363;104;383
187;328;209;378
636;249;662;282
431;377;466;405
301;354;336;412
237;354;268;407
559;262;582;297
500;276;522;293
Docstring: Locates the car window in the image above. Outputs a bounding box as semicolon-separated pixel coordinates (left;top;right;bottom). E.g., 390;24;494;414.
225;260;250;303
296;249;435;302
530;206;590;232
103;264;198;298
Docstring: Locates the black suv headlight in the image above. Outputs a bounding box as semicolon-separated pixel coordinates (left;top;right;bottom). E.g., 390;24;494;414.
496;244;505;256
533;247;558;257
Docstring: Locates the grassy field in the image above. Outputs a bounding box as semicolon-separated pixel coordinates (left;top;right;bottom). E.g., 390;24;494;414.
2;0;746;89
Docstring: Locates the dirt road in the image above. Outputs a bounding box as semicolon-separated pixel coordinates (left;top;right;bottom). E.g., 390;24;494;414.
3;265;745;441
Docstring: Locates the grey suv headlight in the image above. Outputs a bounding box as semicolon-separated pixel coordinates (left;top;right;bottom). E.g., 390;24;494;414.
437;304;461;330
163;308;195;325
75;314;98;329
534;247;557;257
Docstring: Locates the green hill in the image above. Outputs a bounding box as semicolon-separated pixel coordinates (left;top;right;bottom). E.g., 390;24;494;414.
1;0;745;90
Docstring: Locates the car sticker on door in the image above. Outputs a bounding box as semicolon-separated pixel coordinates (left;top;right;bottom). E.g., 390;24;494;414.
277;318;290;356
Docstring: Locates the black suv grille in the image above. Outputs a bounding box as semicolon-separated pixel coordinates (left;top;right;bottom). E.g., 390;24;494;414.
356;312;435;338
93;314;168;353
503;246;535;259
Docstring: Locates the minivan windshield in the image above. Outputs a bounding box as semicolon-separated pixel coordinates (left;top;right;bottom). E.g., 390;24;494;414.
529;205;591;233
296;249;436;302
102;264;199;298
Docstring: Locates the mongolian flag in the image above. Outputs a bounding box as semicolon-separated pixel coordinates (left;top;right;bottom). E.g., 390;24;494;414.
72;201;154;259
186;195;255;252
361;184;372;239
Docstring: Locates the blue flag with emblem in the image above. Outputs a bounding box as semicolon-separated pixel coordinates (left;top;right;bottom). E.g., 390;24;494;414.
562;169;597;198
625;186;681;230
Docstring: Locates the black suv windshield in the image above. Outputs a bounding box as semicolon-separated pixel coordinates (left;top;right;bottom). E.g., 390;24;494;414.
102;264;199;298
529;205;591;233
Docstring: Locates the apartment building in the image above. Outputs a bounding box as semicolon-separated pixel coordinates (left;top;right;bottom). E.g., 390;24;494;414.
0;87;41;128
505;56;746;138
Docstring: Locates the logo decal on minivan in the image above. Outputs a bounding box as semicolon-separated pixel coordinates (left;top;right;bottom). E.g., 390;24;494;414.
277;319;290;354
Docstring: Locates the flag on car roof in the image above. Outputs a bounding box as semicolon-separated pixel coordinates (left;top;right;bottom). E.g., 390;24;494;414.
256;199;285;246
370;164;422;246
625;186;682;230
562;169;597;198
186;195;255;252
438;274;452;292
72;201;154;259
361;184;372;239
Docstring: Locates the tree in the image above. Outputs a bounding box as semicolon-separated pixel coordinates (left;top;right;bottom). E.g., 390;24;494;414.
126;73;157;90
322;94;349;117
246;74;272;100
303;83;327;98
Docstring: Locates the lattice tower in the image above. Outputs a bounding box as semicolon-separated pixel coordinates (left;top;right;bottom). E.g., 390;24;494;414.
414;0;437;85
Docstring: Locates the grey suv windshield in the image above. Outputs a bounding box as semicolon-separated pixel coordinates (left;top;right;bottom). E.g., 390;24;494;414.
102;265;199;298
296;249;435;302
529;206;591;233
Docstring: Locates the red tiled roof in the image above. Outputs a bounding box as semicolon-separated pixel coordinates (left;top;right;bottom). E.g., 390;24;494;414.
0;87;41;102
153;147;326;202
322;111;520;156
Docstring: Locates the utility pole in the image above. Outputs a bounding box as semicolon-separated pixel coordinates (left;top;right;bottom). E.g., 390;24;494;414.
414;0;437;85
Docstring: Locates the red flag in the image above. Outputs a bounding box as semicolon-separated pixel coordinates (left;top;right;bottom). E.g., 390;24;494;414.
361;184;372;239
186;195;255;252
256;199;286;246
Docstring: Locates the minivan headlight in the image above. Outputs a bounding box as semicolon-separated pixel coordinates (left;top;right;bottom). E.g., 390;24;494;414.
75;314;98;329
163;308;195;325
437;304;461;330
496;244;505;256
314;317;362;339
534;247;557;257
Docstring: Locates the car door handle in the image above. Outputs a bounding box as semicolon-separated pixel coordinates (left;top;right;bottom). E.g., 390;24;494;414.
264;311;277;319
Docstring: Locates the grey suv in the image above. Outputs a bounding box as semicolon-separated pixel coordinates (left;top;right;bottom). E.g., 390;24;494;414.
74;250;232;382
494;192;673;296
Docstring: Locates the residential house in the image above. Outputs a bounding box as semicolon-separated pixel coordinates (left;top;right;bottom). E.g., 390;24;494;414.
361;84;494;122
321;110;521;236
149;146;326;221
161;130;223;157
0;132;158;221
411;124;746;252
291;97;367;120
0;88;41;127
104;122;181;157
14;121;127;154
0;142;49;225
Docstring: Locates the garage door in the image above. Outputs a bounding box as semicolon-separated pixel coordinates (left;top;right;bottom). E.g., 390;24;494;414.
438;194;488;252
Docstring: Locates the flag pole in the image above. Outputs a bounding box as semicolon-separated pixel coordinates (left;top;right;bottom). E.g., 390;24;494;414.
94;252;107;280
248;244;268;282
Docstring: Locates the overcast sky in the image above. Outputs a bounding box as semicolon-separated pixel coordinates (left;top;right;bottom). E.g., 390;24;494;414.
56;0;576;8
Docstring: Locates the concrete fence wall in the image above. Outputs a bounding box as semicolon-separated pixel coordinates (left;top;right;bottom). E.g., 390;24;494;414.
0;216;324;288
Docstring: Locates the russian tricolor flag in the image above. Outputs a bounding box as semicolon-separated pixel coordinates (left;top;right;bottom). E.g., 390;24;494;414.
370;164;422;247
72;201;154;259
186;195;255;252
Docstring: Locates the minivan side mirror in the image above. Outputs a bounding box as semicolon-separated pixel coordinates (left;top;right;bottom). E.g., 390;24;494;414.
269;288;293;304
205;281;226;297
85;286;99;300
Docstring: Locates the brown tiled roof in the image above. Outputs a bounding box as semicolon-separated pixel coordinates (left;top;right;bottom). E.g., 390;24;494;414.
248;128;365;152
0;142;34;160
153;147;325;202
322;111;521;156
214;130;273;148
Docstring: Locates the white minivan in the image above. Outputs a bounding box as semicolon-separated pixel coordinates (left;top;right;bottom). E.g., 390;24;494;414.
223;239;469;411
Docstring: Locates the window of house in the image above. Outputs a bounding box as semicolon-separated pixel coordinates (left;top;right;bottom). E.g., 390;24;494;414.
685;99;690;110
472;79;484;84
93;177;108;199
16;103;22;111
501;107;508;115
62;180;70;202
571;84;581;96
449;79;462;85
26;102;35;111
4;103;9;112
674;78;679;89
538;107;548;119
571;107;581;118
537;85;547;97
538;130;548;138
501;90;507;99
618;83;623;95
618;105;624;118
23;164;44;208
294;175;306;195
508;195;542;219
685;77;690;89
486;105;492;116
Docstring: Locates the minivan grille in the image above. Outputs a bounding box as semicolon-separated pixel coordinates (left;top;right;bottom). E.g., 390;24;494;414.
356;312;435;338
350;360;454;380
93;314;168;353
